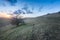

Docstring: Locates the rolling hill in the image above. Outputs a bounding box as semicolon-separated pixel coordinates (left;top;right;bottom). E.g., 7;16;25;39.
0;12;60;40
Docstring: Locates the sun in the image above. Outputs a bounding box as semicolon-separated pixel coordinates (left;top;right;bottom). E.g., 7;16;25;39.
0;13;12;18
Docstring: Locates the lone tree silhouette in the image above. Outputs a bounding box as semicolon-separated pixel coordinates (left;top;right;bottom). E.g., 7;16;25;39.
11;5;34;26
11;10;25;27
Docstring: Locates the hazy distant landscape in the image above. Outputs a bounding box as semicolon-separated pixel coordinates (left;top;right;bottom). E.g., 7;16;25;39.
0;12;60;40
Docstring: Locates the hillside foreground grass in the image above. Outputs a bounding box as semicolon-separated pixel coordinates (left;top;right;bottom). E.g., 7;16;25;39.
0;13;60;40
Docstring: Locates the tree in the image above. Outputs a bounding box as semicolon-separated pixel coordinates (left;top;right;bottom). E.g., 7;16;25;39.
11;17;25;27
10;5;34;27
11;10;25;27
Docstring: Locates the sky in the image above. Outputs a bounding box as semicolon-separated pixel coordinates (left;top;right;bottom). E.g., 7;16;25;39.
0;0;60;17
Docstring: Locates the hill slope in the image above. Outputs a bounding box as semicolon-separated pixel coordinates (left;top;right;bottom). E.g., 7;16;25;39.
0;12;60;40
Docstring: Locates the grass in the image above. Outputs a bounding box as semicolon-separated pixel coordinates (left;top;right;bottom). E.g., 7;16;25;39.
0;13;60;40
0;24;33;40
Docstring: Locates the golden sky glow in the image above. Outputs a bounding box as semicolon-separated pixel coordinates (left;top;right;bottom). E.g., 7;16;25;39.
0;12;30;19
0;13;12;18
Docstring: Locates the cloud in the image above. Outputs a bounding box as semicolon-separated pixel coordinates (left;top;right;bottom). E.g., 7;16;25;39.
38;6;43;12
22;4;28;11
13;9;25;14
13;9;33;15
5;0;17;6
22;4;33;14
26;10;33;14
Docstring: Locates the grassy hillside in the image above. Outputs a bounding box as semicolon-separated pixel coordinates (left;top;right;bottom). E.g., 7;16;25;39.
0;17;10;27
0;12;60;40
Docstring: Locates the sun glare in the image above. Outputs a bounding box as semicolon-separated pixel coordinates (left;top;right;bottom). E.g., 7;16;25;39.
0;13;12;18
